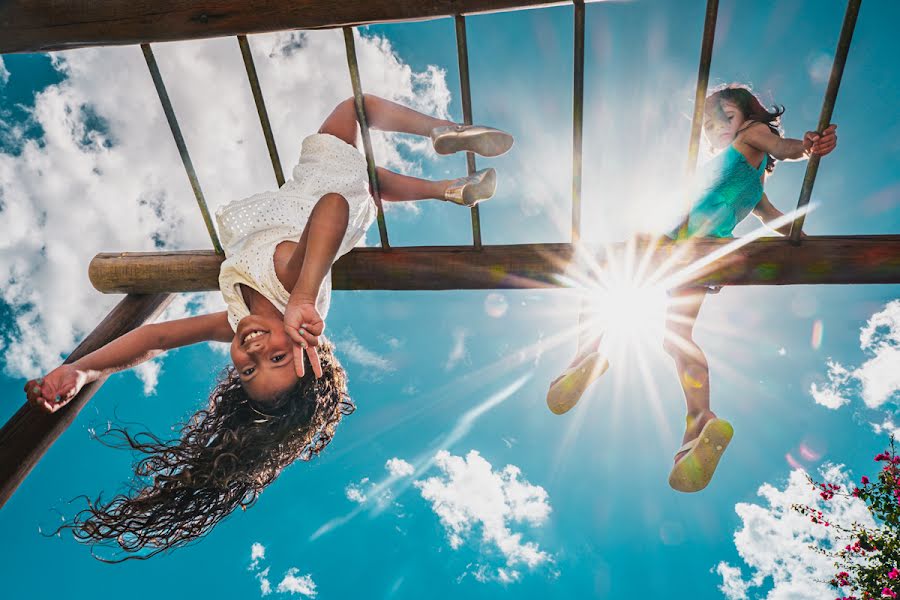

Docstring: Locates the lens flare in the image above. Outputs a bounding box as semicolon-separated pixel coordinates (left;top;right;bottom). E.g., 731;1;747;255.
811;319;824;349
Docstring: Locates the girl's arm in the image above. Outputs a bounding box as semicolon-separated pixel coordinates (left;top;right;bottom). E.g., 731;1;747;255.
283;193;350;378
752;193;805;237
75;311;233;376
26;311;232;412
289;193;350;310
739;122;837;161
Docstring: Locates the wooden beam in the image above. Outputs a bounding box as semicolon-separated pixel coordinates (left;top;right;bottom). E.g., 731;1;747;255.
89;236;900;294
0;293;172;508
0;0;570;54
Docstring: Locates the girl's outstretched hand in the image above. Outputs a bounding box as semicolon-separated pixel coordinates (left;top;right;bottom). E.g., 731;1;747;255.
283;301;324;379
803;124;838;157
23;364;91;413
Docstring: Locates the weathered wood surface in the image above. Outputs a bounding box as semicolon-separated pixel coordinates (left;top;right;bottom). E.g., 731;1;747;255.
89;236;900;293
0;294;172;508
1;0;570;54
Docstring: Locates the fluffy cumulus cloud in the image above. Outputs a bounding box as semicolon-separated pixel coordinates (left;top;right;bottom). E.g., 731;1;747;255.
249;542;267;570
0;29;449;388
247;543;317;598
343;459;413;507
0;57;9;85
810;300;900;416
716;465;877;599
385;457;414;477
414;450;552;583
256;567;273;596
809;359;853;409
345;477;369;504
276;569;318;597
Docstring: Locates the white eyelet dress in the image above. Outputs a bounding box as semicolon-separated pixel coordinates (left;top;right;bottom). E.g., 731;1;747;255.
216;133;377;332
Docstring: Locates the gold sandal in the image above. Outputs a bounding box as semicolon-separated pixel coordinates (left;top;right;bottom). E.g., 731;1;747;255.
443;168;497;207
546;352;609;415
431;125;514;157
668;418;733;493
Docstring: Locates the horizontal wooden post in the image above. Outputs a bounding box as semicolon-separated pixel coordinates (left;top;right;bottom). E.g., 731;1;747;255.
1;0;570;54
0;294;172;508
89;236;900;293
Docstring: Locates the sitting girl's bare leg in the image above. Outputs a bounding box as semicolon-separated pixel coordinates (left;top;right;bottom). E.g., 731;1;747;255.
319;95;454;144
376;167;452;202
663;288;717;461
318;96;503;207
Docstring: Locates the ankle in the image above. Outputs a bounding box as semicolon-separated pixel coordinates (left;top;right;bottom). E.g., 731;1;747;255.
685;409;714;427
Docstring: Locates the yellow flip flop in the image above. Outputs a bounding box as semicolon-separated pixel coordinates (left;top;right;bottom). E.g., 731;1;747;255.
546;352;609;415
668;418;733;493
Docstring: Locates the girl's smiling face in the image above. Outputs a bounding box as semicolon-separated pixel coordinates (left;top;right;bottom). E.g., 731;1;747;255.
703;99;747;151
231;314;299;405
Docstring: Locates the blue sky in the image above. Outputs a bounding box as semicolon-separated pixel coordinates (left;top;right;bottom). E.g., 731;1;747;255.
1;1;899;598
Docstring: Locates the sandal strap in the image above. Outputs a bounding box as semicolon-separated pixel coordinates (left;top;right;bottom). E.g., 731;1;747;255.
675;439;698;458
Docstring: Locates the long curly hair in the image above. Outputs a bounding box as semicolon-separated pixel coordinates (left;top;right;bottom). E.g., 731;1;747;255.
59;341;352;562
706;83;785;173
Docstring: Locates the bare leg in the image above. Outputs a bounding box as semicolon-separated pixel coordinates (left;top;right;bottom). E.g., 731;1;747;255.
363;95;455;136
551;297;603;388
663;288;717;462
318;96;492;206
377;167;453;203
319;95;454;145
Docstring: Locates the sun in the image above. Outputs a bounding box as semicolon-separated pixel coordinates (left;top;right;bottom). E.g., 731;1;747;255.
580;278;669;358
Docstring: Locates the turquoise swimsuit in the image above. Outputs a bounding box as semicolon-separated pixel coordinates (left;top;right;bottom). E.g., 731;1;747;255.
671;145;767;239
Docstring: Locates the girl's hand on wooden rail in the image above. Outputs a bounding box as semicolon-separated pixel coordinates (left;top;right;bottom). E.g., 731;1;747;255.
23;364;91;413
804;124;838;157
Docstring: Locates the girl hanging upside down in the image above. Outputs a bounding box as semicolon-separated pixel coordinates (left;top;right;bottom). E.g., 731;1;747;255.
23;94;514;559
546;83;837;493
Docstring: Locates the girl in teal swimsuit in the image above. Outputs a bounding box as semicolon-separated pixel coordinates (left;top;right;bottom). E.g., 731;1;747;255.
547;83;838;492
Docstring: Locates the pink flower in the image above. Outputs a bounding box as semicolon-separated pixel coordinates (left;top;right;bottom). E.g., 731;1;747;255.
882;587;897;598
890;568;900;580
862;476;870;484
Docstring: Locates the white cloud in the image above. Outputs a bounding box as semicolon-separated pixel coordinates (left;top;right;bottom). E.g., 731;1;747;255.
132;360;162;395
249;542;266;570
276;569;317;598
445;328;469;371
385;457;414;477
257;567;272;596
810;300;900;412
468;563;521;584
0;57;9;85
809;359;853;409
310;377;529;541
337;333;395;371
0;29;449;385
345;478;369;504
871;417;900;438
345;486;367;503
856;346;900;409
414;450;552;575
716;563;750;600
247;544;316;598
716;464;877;599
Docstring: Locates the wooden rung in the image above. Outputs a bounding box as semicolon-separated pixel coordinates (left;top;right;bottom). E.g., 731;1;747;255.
89;236;900;294
1;0;571;54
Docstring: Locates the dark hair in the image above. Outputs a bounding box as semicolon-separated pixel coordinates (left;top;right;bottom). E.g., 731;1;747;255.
58;341;352;562
706;83;785;173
